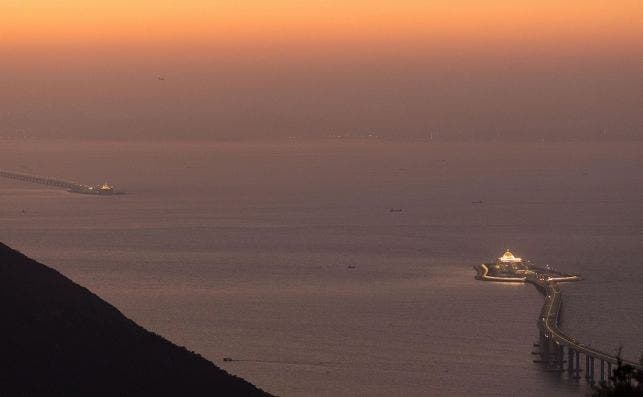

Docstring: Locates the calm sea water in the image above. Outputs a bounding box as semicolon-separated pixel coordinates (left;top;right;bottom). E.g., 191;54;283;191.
1;139;641;396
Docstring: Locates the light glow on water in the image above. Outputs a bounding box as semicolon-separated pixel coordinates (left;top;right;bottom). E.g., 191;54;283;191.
1;139;642;396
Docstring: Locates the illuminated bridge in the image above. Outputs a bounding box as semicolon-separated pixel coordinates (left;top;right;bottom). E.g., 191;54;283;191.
0;169;118;195
529;276;642;384
475;251;642;386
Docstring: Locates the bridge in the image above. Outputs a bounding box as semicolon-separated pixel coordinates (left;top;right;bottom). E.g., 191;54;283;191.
0;170;82;191
475;260;642;386
0;169;118;195
529;275;642;384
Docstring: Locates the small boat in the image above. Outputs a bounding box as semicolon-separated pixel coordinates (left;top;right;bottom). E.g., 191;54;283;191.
389;208;403;212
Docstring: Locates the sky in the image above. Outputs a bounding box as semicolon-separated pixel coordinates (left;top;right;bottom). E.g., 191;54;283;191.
1;1;642;140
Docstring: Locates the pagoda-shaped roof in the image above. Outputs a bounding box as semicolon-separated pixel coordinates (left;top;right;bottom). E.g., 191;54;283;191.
499;249;522;263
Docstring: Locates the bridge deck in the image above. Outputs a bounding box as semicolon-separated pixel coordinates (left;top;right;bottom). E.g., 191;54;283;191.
0;170;82;191
475;264;641;370
529;276;641;368
0;169;118;195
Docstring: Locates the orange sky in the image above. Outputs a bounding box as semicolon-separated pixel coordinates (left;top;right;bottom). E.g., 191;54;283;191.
2;1;643;48
1;2;642;141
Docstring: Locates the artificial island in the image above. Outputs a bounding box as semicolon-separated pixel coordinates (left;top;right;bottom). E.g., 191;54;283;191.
476;250;580;283
474;250;642;385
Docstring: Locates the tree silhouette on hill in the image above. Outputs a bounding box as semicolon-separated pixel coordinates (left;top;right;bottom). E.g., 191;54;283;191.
592;350;643;397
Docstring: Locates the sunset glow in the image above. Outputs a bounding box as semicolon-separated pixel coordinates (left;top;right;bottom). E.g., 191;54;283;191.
2;1;642;141
2;1;643;48
2;1;643;396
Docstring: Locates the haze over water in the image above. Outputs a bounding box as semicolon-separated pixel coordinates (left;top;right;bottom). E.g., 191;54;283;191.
2;2;643;142
2;1;643;394
1;139;642;396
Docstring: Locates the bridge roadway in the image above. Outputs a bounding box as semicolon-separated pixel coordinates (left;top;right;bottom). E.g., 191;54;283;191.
529;275;642;370
476;263;642;384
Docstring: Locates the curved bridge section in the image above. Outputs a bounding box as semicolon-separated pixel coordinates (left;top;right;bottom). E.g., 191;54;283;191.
530;276;642;382
475;261;642;385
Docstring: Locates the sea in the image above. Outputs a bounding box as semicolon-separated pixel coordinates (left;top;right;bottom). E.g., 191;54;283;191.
1;138;642;396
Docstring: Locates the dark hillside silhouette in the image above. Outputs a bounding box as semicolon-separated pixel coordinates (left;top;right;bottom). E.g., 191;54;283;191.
0;243;271;396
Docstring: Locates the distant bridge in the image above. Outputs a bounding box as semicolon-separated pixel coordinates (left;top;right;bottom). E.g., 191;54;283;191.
0;170;81;190
0;169;118;195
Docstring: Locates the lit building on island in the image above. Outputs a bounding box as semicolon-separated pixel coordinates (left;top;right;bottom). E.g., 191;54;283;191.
496;249;529;273
98;182;115;194
476;249;581;282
